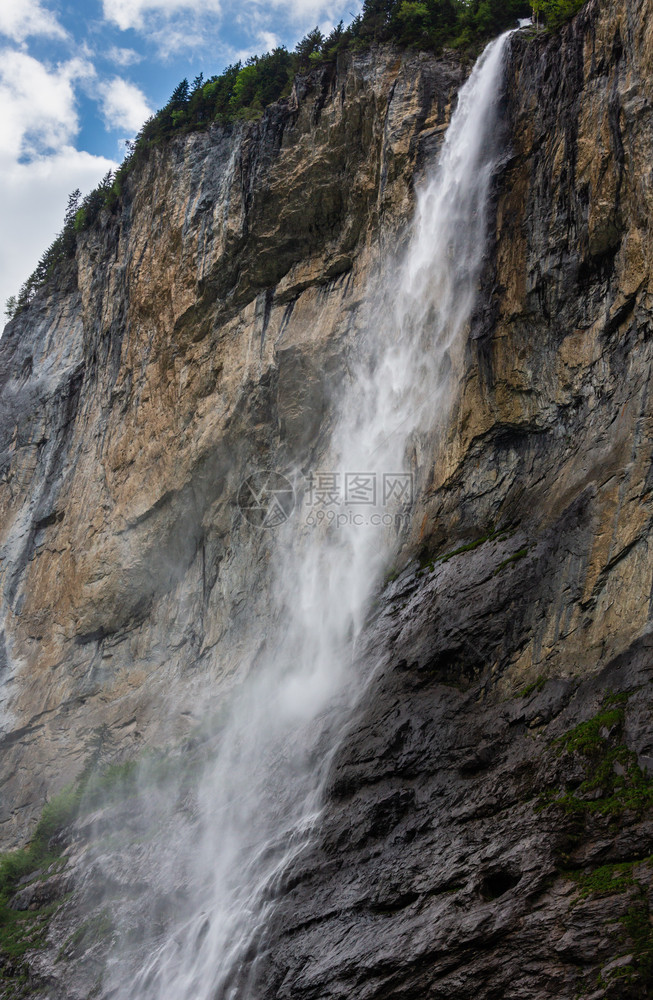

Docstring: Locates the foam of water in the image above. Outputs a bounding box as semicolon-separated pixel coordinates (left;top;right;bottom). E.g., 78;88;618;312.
111;29;514;1000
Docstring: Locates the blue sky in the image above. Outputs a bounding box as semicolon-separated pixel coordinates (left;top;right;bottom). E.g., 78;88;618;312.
0;0;359;313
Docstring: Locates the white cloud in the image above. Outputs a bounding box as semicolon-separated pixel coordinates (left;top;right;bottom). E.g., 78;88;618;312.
99;77;152;133
228;29;283;64
107;45;143;66
0;49;115;317
0;148;117;316
0;0;67;42
0;50;94;160
102;0;225;57
102;0;221;32
102;0;352;57
258;30;280;51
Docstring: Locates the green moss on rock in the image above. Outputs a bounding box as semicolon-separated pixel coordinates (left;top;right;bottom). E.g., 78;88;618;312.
548;693;653;821
566;860;638;899
58;909;114;962
518;674;546;698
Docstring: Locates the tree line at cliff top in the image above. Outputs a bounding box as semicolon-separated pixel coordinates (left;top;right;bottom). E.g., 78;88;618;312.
5;0;586;320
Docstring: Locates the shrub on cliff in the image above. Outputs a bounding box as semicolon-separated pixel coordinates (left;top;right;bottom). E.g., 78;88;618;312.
346;0;531;49
531;0;586;28
6;189;82;318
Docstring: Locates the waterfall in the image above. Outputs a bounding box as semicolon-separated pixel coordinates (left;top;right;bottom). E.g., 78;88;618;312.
111;29;513;1000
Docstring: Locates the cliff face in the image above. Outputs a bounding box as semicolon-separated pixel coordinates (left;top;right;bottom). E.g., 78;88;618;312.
0;46;465;843
247;5;653;997
1;0;653;996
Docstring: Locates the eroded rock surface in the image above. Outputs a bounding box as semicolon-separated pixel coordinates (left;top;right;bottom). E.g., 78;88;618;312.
0;45;465;845
1;0;653;995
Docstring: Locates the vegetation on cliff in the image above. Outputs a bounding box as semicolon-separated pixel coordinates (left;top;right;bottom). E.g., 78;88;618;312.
542;692;653;821
0;748;180;983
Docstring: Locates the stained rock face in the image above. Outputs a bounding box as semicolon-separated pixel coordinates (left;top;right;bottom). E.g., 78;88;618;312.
0;46;465;846
1;0;653;995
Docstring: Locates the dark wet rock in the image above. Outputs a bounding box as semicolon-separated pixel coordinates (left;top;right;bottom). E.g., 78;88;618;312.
8;872;73;912
1;0;653;996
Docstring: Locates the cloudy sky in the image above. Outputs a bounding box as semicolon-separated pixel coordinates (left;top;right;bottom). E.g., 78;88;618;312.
0;0;357;314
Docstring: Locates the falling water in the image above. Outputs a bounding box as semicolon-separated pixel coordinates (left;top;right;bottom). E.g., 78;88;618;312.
112;29;514;1000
